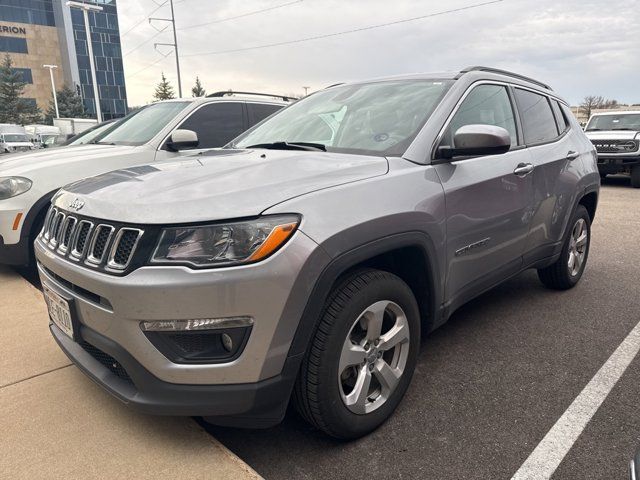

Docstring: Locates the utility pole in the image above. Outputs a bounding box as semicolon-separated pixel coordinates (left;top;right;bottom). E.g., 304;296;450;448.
150;0;182;97
43;64;59;118
66;1;103;122
302;86;310;96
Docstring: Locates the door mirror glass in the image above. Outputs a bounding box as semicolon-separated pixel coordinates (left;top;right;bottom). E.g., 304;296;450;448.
166;129;199;151
440;124;511;159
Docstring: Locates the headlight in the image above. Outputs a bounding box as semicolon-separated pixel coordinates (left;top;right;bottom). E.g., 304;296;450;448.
151;214;300;267
0;177;32;200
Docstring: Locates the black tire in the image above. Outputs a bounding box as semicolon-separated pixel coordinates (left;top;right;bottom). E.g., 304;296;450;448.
599;173;607;181
293;269;420;439
631;166;640;188
537;205;591;290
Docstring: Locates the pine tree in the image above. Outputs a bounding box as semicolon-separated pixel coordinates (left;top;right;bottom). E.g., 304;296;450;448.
153;72;176;101
0;53;41;124
191;76;205;97
45;85;87;124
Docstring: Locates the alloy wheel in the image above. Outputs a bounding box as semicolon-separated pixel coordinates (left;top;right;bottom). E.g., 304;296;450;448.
568;218;588;277
338;300;410;414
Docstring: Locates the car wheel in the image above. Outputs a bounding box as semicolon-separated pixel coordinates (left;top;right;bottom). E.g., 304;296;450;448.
599;173;607;181
293;268;420;439
537;205;591;290
631;166;640;188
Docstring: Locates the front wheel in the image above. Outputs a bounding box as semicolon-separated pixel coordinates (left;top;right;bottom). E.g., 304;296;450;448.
537;205;591;290
293;269;420;439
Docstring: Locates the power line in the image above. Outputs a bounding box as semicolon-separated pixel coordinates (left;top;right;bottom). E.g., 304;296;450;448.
128;55;167;78
175;0;303;31
121;1;167;37
123;28;166;57
182;0;503;57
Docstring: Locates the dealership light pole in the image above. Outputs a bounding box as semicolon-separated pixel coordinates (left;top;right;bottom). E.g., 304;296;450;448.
43;64;59;118
66;1;103;122
150;0;182;97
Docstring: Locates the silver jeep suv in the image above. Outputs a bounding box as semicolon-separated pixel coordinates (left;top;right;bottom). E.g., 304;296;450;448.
36;67;599;439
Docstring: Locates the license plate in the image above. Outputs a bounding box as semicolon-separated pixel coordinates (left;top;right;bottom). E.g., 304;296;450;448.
44;286;74;339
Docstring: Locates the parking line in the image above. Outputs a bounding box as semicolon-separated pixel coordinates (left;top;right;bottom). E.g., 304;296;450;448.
511;320;640;480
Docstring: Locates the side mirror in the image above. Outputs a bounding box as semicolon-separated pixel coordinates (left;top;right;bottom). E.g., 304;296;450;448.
439;124;511;159
166;129;199;152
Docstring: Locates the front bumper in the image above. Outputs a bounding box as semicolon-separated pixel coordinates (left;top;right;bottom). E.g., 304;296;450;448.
0;234;29;265
50;321;301;425
597;155;640;174
36;231;319;385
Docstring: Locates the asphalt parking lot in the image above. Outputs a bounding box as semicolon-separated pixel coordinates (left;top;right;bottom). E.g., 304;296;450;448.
210;177;640;479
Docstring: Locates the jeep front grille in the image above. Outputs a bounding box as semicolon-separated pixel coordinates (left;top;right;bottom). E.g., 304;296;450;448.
40;207;145;272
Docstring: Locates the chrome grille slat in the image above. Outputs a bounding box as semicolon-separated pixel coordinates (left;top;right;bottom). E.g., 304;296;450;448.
86;224;115;265
57;216;78;254
70;220;94;260
107;228;144;270
49;211;65;248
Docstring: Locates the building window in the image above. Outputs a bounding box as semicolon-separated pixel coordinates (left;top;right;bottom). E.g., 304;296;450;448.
0;36;28;53
11;67;32;84
0;0;56;27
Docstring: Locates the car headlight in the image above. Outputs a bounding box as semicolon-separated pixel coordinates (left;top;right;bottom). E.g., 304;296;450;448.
0;177;32;200
150;214;300;268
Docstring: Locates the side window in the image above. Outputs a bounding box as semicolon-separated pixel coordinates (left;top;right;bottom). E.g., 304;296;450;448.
177;102;244;149
247;103;283;127
514;89;559;144
550;100;568;133
441;84;518;150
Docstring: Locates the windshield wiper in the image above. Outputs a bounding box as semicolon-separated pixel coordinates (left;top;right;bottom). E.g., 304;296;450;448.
246;141;326;152
612;128;635;131
585;128;601;131
91;140;116;145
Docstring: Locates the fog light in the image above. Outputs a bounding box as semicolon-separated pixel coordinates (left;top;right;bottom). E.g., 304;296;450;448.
222;333;233;352
141;317;253;364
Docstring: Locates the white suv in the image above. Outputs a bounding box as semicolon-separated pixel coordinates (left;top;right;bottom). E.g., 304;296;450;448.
0;93;289;266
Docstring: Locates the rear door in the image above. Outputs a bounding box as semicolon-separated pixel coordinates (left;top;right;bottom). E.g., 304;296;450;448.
513;88;581;261
433;83;534;306
247;102;284;128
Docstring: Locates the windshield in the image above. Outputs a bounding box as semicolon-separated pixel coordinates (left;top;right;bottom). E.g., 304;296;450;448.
586;113;640;131
3;134;29;143
232;79;453;156
97;101;190;146
64;121;117;146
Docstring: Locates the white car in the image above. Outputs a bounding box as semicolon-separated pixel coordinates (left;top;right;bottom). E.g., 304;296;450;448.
0;93;289;266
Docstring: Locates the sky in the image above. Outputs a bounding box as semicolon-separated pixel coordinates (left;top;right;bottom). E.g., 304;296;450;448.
117;0;640;107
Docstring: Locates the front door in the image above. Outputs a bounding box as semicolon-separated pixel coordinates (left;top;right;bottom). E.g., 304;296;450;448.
433;83;534;308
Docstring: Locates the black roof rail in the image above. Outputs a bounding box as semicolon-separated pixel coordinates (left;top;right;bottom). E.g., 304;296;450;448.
456;66;553;91
206;90;297;102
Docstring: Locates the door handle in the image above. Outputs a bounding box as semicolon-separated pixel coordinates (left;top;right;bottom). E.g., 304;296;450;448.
514;163;534;176
566;151;580;161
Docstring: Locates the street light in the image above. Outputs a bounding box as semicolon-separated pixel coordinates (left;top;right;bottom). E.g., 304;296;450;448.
43;64;59;118
66;1;103;122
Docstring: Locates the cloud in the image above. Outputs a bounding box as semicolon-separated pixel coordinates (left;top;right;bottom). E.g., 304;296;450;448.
119;0;640;106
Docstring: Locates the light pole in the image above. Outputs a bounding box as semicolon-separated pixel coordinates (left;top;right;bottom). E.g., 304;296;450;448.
43;64;59;118
150;0;182;97
66;1;103;122
302;86;310;96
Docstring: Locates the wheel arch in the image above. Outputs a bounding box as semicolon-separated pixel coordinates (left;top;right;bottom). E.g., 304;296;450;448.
286;231;443;360
21;189;58;243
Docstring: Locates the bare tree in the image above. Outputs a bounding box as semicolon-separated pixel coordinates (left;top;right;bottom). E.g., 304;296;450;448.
579;95;604;119
579;95;620;119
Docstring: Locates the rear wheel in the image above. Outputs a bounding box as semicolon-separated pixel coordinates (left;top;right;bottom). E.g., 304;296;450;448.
537;205;591;290
631;166;640;188
293;269;420;439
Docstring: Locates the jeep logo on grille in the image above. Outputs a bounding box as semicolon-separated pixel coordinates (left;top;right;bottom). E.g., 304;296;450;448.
68;198;85;211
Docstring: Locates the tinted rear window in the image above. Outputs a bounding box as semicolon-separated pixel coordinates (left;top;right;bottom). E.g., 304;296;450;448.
248;103;283;126
514;89;558;144
550;100;568;133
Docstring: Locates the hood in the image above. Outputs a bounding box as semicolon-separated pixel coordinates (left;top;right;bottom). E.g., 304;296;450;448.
0;144;138;175
585;130;639;140
54;149;388;224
